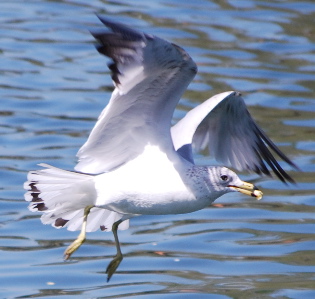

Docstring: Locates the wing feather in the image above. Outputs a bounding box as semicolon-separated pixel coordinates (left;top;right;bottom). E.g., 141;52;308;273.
75;17;197;174
171;91;298;183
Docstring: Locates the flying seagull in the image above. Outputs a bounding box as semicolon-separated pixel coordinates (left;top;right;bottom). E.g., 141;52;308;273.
24;16;298;281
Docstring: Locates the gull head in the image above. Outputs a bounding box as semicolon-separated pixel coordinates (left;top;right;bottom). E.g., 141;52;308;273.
206;166;263;200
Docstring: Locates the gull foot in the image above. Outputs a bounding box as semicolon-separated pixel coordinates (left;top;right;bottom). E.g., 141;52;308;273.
106;255;123;282
64;236;85;260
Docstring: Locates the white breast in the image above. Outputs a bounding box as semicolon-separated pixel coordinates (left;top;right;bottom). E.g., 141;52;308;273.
93;144;204;215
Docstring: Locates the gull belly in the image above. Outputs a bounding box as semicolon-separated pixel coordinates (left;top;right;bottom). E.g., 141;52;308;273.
94;145;205;215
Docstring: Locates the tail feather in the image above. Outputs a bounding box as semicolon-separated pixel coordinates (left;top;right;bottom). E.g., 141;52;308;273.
25;163;95;213
24;164;129;232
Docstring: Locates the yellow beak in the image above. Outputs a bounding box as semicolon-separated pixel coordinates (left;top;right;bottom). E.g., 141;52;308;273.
229;181;263;200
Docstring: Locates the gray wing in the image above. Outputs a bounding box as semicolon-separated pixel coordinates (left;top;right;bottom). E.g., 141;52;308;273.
171;91;298;183
75;16;197;174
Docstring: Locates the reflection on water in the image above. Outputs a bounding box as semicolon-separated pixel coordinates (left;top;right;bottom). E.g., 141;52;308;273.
1;0;315;298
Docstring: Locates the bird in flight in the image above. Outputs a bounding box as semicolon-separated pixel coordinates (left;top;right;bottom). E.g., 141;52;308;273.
24;16;298;281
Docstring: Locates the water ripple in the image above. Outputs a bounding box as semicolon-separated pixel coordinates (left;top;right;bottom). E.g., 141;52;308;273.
1;0;315;298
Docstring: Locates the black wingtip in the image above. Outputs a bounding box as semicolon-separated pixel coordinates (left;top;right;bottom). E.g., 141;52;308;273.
90;15;148;87
95;14;145;41
254;124;298;185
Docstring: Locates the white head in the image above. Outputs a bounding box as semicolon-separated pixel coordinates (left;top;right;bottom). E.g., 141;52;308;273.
208;166;263;199
188;166;263;201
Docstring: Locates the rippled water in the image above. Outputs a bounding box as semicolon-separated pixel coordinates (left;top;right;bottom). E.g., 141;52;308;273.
1;0;315;298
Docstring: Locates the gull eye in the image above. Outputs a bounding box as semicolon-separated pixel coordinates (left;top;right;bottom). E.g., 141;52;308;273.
220;175;228;181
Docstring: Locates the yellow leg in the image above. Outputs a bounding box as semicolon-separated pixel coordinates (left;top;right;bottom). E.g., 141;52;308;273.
64;205;94;260
106;219;123;282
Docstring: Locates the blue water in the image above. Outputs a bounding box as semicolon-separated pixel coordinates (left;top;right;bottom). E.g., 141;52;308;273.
1;0;315;298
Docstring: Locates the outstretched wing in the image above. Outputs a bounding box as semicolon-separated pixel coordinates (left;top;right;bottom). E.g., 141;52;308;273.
171;91;298;183
75;17;197;174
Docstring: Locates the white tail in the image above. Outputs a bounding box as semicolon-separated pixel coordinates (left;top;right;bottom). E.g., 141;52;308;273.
24;163;129;232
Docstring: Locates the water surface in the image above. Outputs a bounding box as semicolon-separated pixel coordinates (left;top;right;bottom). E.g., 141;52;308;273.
1;0;315;298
